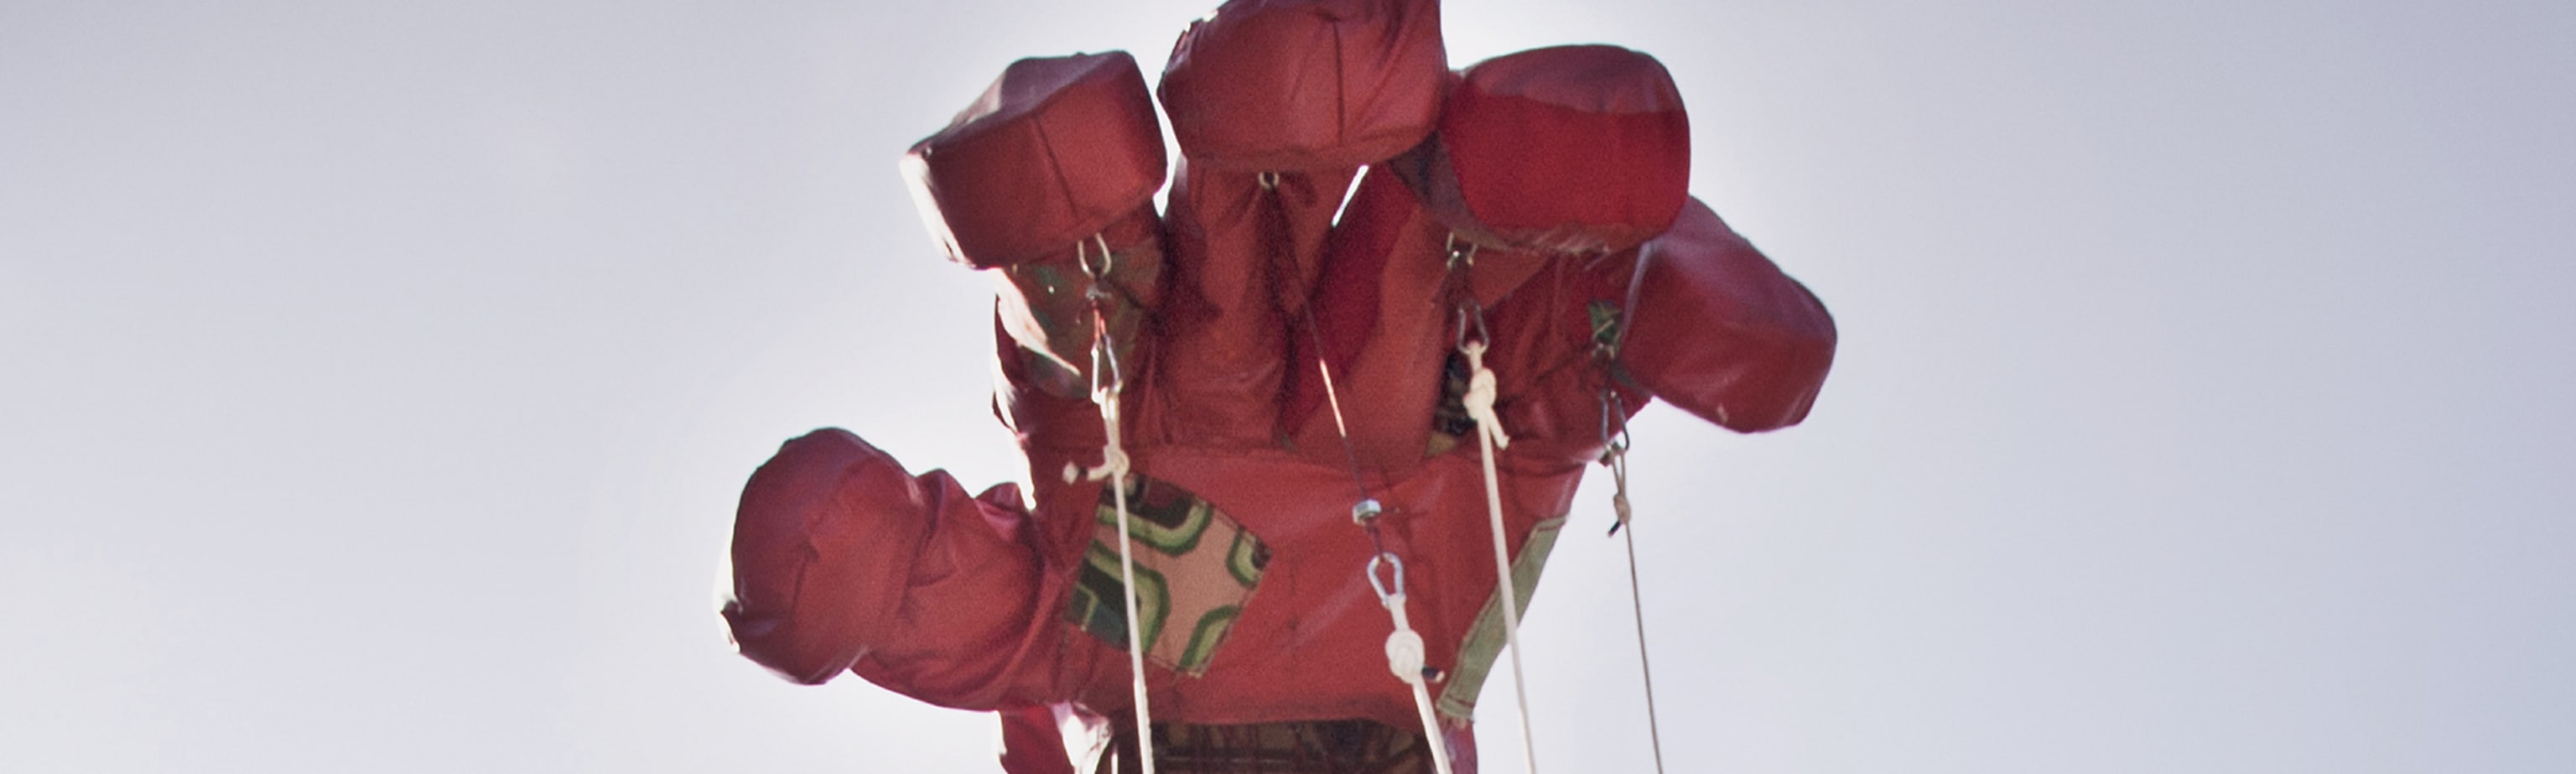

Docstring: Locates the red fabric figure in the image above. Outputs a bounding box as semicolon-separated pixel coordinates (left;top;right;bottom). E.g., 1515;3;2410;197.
722;2;1835;771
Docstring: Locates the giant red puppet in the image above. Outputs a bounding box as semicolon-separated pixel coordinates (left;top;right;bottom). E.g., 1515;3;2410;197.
720;2;1836;771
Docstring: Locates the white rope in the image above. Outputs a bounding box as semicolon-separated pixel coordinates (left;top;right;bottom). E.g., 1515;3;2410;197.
1064;236;1156;774
1459;338;1539;774
1365;522;1458;774
1319;340;1452;773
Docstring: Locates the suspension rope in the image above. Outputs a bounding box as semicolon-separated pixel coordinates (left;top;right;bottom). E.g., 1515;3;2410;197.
1300;283;1454;771
1457;302;1540;774
1601;388;1666;774
1069;234;1156;774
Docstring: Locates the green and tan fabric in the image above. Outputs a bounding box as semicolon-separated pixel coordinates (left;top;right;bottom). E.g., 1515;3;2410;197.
1065;475;1270;675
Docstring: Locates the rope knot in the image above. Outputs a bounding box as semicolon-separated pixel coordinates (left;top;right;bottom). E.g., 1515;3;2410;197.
1459;340;1511;449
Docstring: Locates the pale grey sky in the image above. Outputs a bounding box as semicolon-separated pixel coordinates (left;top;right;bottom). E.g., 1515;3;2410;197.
4;1;2571;771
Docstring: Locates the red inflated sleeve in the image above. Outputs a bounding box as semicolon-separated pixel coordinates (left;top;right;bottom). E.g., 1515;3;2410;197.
1619;198;1837;432
1397;45;1690;255
1159;0;1447;171
904;52;1166;268
1146;162;1353;447
722;429;1071;709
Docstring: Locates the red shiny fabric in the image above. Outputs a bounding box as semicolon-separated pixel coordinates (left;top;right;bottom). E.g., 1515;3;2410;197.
725;6;1836;772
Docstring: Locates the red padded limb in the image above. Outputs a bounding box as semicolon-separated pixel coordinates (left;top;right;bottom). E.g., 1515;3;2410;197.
723;429;935;684
1621;198;1837;432
1159;0;1447;171
1280;168;1452;474
724;429;1073;710
1146;162;1354;447
904;52;1166;268
1399;45;1691;255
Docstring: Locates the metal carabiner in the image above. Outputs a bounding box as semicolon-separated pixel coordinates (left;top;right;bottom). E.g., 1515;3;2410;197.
1075;232;1115;281
1367;551;1406;605
1442;231;1478;272
1453;299;1490;351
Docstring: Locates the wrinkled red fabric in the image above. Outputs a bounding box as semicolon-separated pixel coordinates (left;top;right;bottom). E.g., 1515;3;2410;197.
1145;163;1353;447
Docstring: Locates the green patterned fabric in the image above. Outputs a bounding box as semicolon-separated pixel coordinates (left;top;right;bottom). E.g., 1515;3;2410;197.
1066;475;1270;675
1067;543;1171;650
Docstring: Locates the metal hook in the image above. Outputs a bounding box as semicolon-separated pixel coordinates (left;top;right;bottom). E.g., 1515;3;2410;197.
1453;299;1490;351
1367;551;1406;604
1443;232;1477;272
1076;233;1114;280
1598;388;1632;455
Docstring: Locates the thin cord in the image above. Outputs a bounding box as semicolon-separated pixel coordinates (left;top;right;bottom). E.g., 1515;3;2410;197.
1621;522;1667;774
1602;359;1666;774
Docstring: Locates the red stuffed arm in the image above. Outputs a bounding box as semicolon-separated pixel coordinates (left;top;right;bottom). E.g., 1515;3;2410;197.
722;429;1064;709
1618;198;1838;432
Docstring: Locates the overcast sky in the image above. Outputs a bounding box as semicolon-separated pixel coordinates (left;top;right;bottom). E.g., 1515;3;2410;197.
5;1;2572;771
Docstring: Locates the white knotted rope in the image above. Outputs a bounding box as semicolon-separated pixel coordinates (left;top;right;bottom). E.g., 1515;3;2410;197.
1063;235;1156;774
1363;512;1459;774
1310;339;1459;772
1458;336;1540;774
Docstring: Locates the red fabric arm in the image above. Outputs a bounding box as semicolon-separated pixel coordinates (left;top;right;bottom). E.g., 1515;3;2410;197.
1619;199;1837;432
723;429;1069;710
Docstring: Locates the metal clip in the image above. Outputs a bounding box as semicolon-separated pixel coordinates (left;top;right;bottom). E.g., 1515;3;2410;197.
1075;233;1115;280
1367;551;1406;605
1443;231;1478;272
1453;299;1490;351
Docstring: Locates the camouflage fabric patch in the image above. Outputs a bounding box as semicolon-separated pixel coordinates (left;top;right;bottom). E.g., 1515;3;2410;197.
1066;475;1270;675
